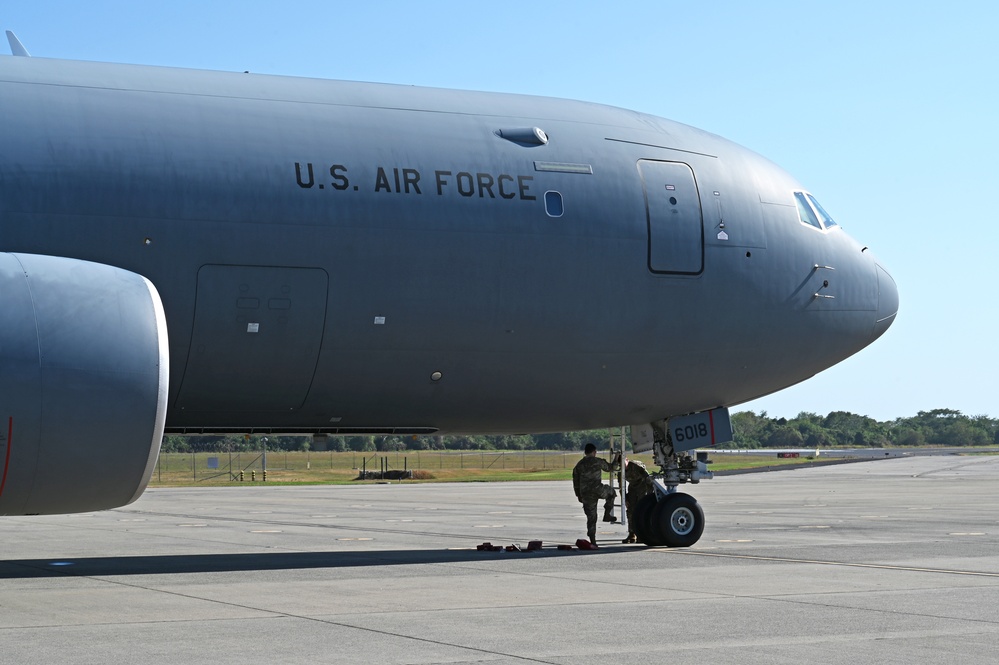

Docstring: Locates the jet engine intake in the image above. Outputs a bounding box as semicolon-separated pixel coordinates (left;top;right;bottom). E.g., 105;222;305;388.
0;254;168;515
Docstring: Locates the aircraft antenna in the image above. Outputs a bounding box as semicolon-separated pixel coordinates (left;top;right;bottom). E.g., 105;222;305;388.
6;31;30;57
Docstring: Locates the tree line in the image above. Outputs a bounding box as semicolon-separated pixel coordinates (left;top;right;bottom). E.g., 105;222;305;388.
160;408;999;454
161;430;609;454
732;409;998;448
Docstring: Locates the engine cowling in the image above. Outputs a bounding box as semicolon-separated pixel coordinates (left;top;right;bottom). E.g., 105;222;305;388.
0;254;168;515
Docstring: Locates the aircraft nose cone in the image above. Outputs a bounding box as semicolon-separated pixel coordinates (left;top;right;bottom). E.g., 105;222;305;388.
872;263;898;341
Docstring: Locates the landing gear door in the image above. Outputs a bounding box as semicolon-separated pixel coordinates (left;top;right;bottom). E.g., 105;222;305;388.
640;160;704;275
669;408;733;452
632;407;734;454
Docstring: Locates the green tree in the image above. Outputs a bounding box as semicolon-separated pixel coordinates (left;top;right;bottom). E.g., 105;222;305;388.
731;411;770;448
347;436;376;452
766;426;804;448
893;428;924;446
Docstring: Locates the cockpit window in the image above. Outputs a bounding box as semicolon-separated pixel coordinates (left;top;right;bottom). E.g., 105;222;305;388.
805;193;838;229
794;191;838;231
794;191;822;229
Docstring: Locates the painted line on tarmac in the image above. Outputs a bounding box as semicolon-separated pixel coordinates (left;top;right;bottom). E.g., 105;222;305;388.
658;549;999;578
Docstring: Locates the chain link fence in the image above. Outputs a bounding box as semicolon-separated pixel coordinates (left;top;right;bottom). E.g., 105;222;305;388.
150;449;647;485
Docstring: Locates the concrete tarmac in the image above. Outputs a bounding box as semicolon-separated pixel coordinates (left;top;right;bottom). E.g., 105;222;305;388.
3;455;999;664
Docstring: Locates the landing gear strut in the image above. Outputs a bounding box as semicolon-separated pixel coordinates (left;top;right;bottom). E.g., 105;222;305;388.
632;419;714;547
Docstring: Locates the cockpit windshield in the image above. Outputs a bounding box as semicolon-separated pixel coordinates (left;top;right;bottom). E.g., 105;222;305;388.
794;191;839;231
794;192;821;229
806;193;838;229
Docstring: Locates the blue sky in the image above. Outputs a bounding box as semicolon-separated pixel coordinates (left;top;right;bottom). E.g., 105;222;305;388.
4;2;996;422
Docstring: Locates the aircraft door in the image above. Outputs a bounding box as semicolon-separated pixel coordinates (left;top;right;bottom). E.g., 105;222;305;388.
640;160;704;274
176;265;328;412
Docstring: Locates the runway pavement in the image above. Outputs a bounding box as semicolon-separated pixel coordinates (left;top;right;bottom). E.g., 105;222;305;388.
3;455;999;664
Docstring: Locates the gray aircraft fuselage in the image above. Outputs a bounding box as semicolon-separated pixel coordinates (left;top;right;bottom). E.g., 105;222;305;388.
0;55;897;441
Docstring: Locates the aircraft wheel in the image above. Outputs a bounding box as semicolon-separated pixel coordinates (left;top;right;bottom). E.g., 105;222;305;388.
650;493;704;547
632;494;661;546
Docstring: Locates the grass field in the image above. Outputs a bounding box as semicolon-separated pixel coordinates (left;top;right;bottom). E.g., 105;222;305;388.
148;450;817;487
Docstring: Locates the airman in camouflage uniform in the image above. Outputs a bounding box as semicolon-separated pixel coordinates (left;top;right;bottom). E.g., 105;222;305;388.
572;443;620;545
622;459;654;543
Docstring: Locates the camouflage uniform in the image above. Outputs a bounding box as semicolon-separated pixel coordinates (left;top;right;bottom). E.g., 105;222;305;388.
572;454;619;543
623;459;654;543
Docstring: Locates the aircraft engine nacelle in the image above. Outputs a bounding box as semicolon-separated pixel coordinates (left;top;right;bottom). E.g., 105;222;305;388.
0;254;168;515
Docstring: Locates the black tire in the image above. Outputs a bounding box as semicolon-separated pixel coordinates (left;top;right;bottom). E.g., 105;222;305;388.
650;493;704;547
632;493;662;546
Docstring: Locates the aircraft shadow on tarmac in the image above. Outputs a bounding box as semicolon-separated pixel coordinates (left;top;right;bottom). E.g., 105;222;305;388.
0;545;633;579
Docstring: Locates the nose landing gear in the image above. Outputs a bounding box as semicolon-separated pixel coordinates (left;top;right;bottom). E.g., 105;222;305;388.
631;413;725;547
633;491;705;547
